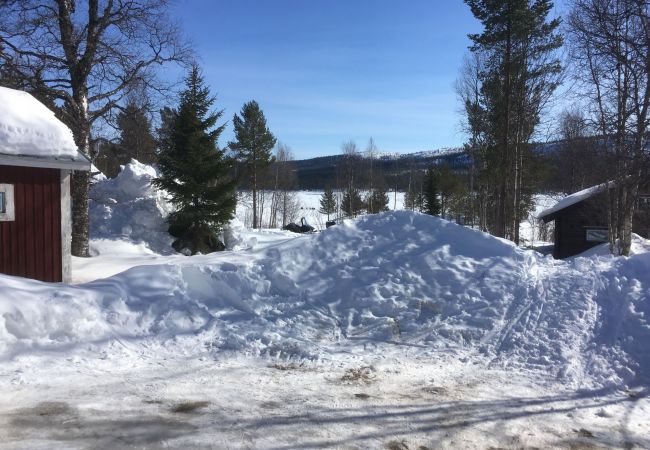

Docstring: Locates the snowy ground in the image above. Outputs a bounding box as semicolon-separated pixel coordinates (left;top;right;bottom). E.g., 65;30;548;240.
1;162;649;449
2;351;648;450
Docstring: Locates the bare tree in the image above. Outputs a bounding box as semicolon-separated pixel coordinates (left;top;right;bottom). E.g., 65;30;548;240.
365;137;377;212
0;0;190;256
268;143;297;228
568;0;650;255
455;51;488;230
341;140;359;217
555;109;604;193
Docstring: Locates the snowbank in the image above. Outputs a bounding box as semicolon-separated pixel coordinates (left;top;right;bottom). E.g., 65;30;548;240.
2;211;649;388
89;159;174;254
0;87;79;158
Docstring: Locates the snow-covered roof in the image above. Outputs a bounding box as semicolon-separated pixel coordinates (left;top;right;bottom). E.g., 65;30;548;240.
0;87;89;170
538;182;613;221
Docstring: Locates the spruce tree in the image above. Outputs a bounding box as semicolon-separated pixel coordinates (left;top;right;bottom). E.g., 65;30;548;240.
404;189;416;211
424;167;441;216
367;188;389;214
96;100;158;177
342;187;364;217
319;188;337;221
154;65;237;254
116;100;157;164
229;101;277;229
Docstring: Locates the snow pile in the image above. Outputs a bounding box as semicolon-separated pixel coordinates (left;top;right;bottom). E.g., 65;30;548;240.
0;87;79;158
577;233;650;258
1;211;649;388
89;159;174;254
89;160;262;255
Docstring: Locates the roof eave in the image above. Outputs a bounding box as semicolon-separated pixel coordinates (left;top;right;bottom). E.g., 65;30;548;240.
0;152;91;171
538;212;556;223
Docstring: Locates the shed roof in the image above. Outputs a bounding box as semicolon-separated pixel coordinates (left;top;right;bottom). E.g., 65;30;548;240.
538;181;612;222
0;87;89;170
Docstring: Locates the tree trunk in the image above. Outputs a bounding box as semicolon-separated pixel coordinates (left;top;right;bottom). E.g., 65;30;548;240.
282;189;288;226
252;171;258;229
71;171;90;257
70;95;91;257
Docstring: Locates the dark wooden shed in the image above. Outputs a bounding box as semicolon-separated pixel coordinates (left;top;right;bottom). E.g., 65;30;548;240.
538;183;650;259
0;87;90;282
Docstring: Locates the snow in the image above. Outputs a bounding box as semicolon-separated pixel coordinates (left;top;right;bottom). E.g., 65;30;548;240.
1;162;649;448
89;159;175;254
3;211;650;387
236;189;404;230
577;233;650;258
538;182;612;220
0;87;79;158
520;193;559;246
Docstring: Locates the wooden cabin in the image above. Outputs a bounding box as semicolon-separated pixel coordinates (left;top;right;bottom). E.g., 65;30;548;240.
0;87;90;282
538;183;650;259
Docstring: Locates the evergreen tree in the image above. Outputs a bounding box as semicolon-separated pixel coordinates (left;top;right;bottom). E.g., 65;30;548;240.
342;187;364;217
93;140;122;178
423;167;441;216
95;100;158;178
464;0;562;242
154;65;237;254
157;106;177;160
437;164;465;218
229;100;277;229
366;187;389;214
319;188;337;221
404;189;416;211
415;190;426;213
116;100;157;164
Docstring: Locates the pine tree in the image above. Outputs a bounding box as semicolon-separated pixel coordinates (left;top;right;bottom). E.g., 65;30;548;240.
116;100;157;164
229;100;277;229
404;188;417;211
96;100;158;177
464;0;562;242
366;188;389;214
423;167;441;216
153;65;237;254
319;188;337;221
342;187;364;217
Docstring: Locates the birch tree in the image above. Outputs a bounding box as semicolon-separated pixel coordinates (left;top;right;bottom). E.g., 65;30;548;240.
568;0;650;255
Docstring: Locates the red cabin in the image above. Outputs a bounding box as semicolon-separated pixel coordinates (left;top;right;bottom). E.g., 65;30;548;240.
0;87;90;282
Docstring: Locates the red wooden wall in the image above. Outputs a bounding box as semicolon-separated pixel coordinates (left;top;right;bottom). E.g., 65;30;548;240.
0;165;62;282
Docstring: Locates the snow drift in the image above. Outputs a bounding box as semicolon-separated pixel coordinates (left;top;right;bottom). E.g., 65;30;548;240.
89;159;174;254
88;160;255;255
1;211;649;388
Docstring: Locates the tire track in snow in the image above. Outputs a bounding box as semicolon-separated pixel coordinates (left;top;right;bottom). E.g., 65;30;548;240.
488;252;548;357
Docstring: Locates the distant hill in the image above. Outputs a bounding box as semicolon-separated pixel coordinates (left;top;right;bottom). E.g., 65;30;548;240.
292;147;470;190
231;139;603;191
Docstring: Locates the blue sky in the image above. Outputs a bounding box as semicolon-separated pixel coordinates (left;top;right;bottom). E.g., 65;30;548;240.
171;1;564;159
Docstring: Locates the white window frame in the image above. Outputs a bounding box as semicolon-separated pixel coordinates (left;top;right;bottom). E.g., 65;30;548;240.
0;184;15;221
585;228;608;242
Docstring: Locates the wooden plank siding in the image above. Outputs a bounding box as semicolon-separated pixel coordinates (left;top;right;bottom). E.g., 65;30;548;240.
0;165;62;282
